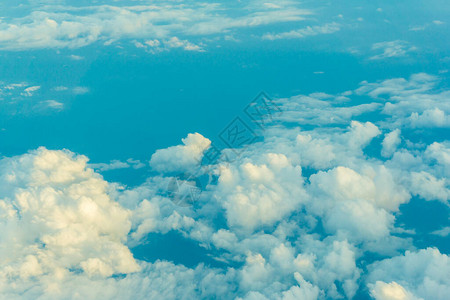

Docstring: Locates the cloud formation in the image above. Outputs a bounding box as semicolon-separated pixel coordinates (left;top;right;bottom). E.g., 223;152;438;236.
0;148;140;297
370;40;417;60
0;73;449;299
0;2;311;50
262;22;340;40
150;132;211;173
367;248;450;300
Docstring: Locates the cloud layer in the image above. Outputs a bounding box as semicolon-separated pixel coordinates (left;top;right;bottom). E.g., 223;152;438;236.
0;71;448;299
0;1;311;50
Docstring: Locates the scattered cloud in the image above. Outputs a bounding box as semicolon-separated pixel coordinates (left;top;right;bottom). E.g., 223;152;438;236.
21;85;41;97
90;159;145;172
382;129;401;158
262;22;340;40
166;37;204;52
0;148;140;290
367;248;450;300
150;133;211;173
370;40;417;60
52;86;69;92
0;71;449;299
72;86;89;95
369;281;421;300
135;37;205;53
431;226;450;237
69;54;84;60
39;99;64;110
0;0;448;297
0;2;312;51
410;20;445;31
409;108;450;128
0;82;91;115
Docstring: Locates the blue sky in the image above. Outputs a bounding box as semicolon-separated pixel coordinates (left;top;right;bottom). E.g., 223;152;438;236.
0;1;449;299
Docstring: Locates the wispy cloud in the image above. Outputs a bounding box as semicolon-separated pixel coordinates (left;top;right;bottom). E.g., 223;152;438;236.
39;99;64;111
0;82;89;115
370;40;417;60
21;85;41;97
90;158;145;172
135;37;205;53
262;22;340;40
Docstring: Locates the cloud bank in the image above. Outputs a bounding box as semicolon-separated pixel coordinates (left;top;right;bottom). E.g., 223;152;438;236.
0;1;311;50
0;73;449;299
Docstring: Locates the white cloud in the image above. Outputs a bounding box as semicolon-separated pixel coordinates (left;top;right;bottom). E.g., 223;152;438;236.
370;40;417;60
307;166;409;243
409;108;450;128
431;226;450;237
69;54;84;60
215;153;305;233
425;142;450;168
53;86;68;91
21;85;41;97
89;159;145;172
280;273;320;300
382;129;401;158
355;73;450;129
0;72;449;299
137;37;204;53
0;2;311;50
369;281;422;300
0;148;140;292
166;37;204;51
73;86;90;95
38;99;64;110
275;93;380;127
262;22;340;40
0;81;92;115
150;133;211;173
367;248;450;300
409;171;449;203
90;160;129;171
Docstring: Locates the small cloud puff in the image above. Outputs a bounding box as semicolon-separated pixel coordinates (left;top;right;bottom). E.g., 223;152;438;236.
150;133;211;173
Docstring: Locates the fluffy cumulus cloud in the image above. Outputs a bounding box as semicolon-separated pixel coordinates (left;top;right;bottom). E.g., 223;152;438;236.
0;72;449;299
0;148;140;297
214;153;305;233
367;248;450;300
0;82;88;115
382;129;401;158
150;132;211;173
307;165;409;243
369;281;421;300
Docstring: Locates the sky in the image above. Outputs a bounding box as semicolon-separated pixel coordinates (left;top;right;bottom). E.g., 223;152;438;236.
0;0;449;299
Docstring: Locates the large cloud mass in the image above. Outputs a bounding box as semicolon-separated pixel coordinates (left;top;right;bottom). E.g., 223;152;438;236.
0;73;449;299
0;148;139;298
